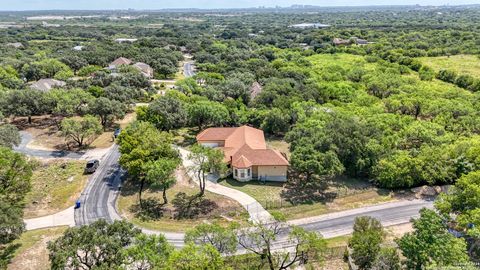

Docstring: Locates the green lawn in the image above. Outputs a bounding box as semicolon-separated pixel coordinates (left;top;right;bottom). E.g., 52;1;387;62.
24;160;89;218
418;54;480;78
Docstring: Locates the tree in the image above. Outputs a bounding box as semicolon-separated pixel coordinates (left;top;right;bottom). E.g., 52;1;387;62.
185;222;239;254
89;97;127;129
436;171;480;227
436;69;457;83
188;144;227;197
124;234;173;270
48;220;142;270
187;100;229;131
261;108;291;136
290;144;344;181
1;89;51;124
60;115;102;147
47;88;94;118
0;147;32;268
144;158;179;205
0;123;20;149
237;212;326;270
166;243;225;270
418;66;435;81
117;121;179;207
349;216;385;269
372;247;401;270
140;95;187;131
397;208;469;270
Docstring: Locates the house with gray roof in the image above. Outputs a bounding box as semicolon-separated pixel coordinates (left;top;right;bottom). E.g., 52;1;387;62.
30;79;66;92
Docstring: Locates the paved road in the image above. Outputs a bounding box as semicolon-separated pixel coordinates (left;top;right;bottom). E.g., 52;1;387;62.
183;61;195;77
14;131;84;159
75;144;124;226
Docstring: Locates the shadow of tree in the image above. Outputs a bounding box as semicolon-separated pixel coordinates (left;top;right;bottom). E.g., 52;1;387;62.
130;198;165;221
280;171;338;205
0;243;21;268
172;192;218;220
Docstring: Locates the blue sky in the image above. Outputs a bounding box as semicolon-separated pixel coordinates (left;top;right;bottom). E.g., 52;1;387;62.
1;0;479;10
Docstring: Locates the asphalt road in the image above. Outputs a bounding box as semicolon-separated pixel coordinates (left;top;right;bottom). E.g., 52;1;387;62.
14;131;84;159
183;61;195;77
75;144;123;226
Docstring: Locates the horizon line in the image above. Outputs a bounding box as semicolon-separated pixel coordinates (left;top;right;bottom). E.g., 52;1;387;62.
0;3;477;12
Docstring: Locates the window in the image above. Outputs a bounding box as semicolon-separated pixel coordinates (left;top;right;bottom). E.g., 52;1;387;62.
234;169;238;177
247;168;251;176
240;172;245;178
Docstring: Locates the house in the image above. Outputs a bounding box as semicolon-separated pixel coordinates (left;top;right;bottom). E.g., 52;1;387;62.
6;42;24;49
249;82;263;100
30;79;66;92
289;23;330;29
133;62;154;78
73;45;84;51
196;126;289;182
108;57;132;69
333;38;351;46
114;38;138;44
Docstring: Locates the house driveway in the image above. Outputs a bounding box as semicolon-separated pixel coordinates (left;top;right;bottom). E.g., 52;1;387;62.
176;147;273;223
24;206;75;230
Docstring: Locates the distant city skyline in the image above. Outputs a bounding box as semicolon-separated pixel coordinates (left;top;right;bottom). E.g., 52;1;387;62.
0;0;479;11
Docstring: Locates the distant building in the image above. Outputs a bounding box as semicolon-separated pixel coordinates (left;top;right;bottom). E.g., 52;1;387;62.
6;42;24;49
73;45;84;51
197;126;289;182
133;62;154;78
114;38;138;44
333;38;351;46
334;37;371;46
289;23;330;29
249;82;263;100
108;57;132;69
30;79;66;92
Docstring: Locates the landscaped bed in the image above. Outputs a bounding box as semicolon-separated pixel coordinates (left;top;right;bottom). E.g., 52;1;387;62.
117;168;249;232
24;159;89;218
218;176;399;220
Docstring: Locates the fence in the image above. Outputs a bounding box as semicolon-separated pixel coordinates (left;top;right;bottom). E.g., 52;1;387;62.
261;186;374;210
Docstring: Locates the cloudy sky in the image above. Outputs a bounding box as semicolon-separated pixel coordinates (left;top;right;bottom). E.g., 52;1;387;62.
0;0;478;10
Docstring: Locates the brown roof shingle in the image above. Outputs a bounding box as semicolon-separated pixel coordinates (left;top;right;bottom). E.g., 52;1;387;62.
197;125;289;167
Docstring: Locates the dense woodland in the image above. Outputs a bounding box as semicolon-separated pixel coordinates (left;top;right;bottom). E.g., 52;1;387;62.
1;5;480;269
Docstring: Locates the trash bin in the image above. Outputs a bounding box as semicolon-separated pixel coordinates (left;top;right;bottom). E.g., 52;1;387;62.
75;200;81;209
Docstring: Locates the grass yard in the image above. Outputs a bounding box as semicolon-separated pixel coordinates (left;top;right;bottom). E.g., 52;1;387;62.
117;168;248;232
8;227;67;270
418;54;480;78
266;138;291;158
218;176;396;220
24;160;89;218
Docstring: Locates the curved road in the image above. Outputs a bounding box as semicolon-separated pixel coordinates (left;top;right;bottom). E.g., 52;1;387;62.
16;132;434;247
14;131;84;159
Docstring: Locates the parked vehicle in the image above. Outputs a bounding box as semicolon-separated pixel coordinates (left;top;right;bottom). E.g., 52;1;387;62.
84;159;100;174
114;128;122;138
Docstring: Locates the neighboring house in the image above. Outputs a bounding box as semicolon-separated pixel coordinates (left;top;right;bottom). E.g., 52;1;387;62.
6;42;24;49
108;57;132;70
197;126;289;182
73;45;84;51
249;82;263;100
30;79;66;92
333;38;351;46
115;38;138;43
289;23;330;29
133;62;154;78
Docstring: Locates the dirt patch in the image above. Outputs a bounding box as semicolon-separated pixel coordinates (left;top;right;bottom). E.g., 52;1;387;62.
8;227;67;270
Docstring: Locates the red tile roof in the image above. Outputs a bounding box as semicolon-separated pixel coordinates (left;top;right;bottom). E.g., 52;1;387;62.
197;126;289;167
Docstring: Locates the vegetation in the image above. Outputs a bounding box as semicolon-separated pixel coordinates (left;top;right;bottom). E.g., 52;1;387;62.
0;147;32;268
